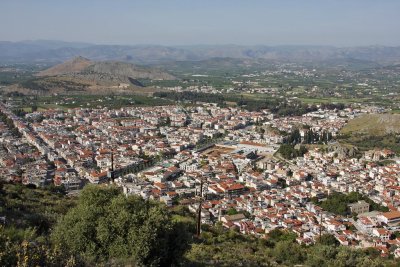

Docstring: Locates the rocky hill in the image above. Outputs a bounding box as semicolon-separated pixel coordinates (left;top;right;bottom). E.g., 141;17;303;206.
5;57;175;95
338;113;400;154
37;57;175;81
36;56;92;76
327;143;359;158
80;61;175;81
341;114;400;136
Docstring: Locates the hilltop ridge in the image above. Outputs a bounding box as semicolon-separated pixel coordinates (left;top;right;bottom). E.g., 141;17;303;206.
36;56;92;76
3;57;175;95
37;56;175;81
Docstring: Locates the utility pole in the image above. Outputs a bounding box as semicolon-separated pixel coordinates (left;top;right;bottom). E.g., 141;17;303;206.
21;169;25;183
196;178;207;237
91;145;96;165
109;150;115;183
319;212;323;239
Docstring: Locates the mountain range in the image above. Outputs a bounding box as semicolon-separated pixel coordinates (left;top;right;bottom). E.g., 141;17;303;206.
1;40;400;64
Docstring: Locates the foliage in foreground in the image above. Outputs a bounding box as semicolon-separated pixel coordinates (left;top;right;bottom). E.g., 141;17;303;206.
1;182;399;266
51;185;190;266
185;228;398;267
0;183;190;266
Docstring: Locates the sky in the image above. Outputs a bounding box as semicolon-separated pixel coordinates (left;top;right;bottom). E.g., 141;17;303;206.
1;0;400;46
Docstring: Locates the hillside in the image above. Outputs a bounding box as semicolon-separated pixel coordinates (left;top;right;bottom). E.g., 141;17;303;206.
4;57;176;94
36;56;92;76
37;57;175;81
1;183;399;266
341;114;400;136
339;113;400;153
81;61;176;80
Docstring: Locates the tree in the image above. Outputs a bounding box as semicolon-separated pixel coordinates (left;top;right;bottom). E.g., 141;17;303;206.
316;234;340;246
288;128;301;144
0;226;18;266
333;247;366;267
277;144;308;160
318;192;388;216
267;229;297;243
306;245;338;267
227;208;238;215
51;185;189;266
273;240;305;265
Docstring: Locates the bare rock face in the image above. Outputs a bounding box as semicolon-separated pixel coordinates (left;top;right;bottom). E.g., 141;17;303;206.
328;143;359;158
341;114;400;136
376;114;400;134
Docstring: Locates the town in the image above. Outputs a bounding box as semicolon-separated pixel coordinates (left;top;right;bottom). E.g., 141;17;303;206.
1;97;400;258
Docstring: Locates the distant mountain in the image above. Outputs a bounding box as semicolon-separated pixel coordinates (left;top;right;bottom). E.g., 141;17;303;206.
0;40;93;62
1;41;400;64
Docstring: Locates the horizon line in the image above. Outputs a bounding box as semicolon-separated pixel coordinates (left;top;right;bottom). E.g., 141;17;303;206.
1;39;400;48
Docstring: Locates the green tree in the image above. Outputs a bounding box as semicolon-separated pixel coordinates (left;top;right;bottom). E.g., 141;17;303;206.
226;208;238;216
306;245;338;267
267;229;297;244
273;240;305;265
51;185;189;266
316;234;340;246
0;226;18;266
333;247;366;267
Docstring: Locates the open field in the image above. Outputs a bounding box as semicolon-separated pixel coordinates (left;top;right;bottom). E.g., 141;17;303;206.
298;97;369;105
200;145;235;158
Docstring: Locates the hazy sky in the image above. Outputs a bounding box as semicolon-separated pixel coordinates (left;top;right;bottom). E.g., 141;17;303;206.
1;0;399;46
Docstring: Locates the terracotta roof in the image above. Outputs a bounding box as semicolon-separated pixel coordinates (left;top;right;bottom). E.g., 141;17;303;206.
382;211;400;220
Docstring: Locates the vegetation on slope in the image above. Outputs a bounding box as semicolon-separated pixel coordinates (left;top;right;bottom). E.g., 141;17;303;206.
20;77;90;92
0;183;190;266
52;185;190;266
1;181;399;266
312;192;389;216
341;114;400;136
277;144;308;160
185;226;397;267
338;114;400;154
